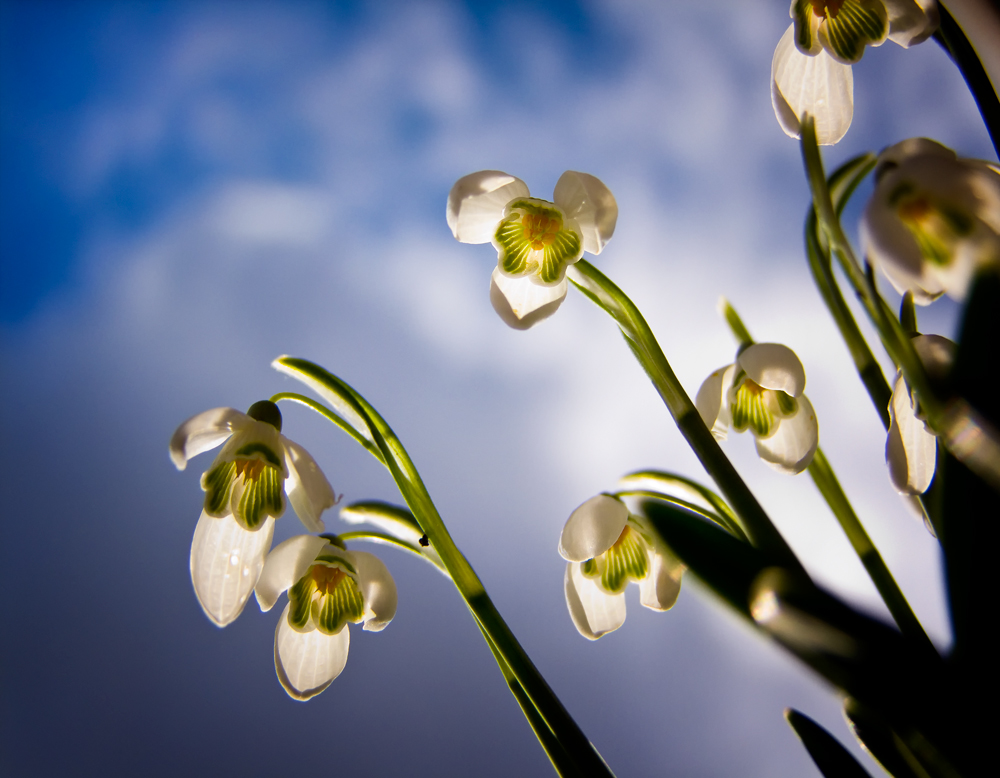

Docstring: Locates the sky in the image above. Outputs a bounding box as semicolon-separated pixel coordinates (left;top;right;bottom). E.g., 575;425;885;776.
1;1;995;776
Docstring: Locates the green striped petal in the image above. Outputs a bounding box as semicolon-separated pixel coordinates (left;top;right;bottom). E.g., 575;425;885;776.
493;198;582;284
889;183;975;268
287;573;317;630
730;377;777;438
818;0;888;63
582;524;649;594
312;570;365;635
792;0;823;54
231;460;285;530
201;460;236;517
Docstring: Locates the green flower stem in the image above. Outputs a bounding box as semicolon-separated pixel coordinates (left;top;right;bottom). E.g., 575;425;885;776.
568;261;804;574
269;392;385;463
339;530;446;570
614;489;748;541
808;449;939;661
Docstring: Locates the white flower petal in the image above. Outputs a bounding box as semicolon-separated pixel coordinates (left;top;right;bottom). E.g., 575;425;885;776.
489;268;567;329
886;371;937;494
447;171;530;244
564;563;626;640
638;549;683;612
912;334;956;378
558;494;629;562
771;24;854;145
876;137;956;172
696;364;735;440
351;551;398;632
169;408;247;470
754;395;819;474
190;511;275;626
552;171;618;255
281;437;336;533
255;534;329;612
274;603;349;701
885;0;939;47
738;343;806;396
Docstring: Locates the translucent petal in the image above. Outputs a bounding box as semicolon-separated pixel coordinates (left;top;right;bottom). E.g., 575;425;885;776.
885;0;939;47
755;395;819;474
190;511;275;626
790;0;824;55
912;334;956;379
489;268;567;330
169;408;246;470
886;371;937;494
638;549;683;612
281;437;336;533
559;494;629;562
274;603;350;701
553;171;618;255
695;364;735;440
564;563;626;640
738;343;806;396
771;24;854;145
255;534;329;612
447;171;530;244
351;551;398;632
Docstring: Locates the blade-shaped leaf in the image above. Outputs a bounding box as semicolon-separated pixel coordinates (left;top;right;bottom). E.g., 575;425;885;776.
785;708;872;778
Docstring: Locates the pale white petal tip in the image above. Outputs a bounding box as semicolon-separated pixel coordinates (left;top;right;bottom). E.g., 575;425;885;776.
559;494;629;562
696;365;735;440
274;604;349;701
352;551;398;632
639;551;683;612
282;437;337;533
169;407;246;470
447;171;529;244
564;563;626;640
490;269;567;329
553;170;618;255
738;343;806;396
886;372;937;494
755;395;819;474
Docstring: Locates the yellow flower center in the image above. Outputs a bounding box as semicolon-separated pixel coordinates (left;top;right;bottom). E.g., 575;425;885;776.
521;212;563;251
311;564;350;595
811;0;844;18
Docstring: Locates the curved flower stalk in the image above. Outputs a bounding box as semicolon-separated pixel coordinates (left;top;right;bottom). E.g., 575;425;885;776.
861;138;1000;304
559;494;683;640
887;334;956;494
696;343;819;475
447;170;617;328
255;535;396;700
170;401;337;626
772;1;938;144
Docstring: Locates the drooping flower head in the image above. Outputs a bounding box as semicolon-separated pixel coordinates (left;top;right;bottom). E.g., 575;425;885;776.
255;535;397;700
861;138;1000;304
170;401;337;626
696;343;819;474
448;170;617;329
559;495;683;640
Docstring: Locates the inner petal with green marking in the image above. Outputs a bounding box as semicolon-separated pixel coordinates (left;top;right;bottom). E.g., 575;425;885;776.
731;378;776;438
201;442;285;530
891;185;975;268
494;198;582;284
794;0;887;63
288;562;365;635
582;524;650;594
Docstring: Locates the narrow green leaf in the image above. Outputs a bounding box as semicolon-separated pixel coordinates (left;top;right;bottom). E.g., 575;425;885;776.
844;699;931;778
785;708;872;778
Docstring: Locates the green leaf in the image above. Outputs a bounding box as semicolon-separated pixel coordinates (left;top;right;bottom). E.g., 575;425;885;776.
843;698;930;778
785;708;872;778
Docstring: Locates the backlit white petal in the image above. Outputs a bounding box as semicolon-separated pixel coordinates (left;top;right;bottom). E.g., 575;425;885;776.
885;0;939;47
638;550;683;611
281;437;336;533
911;334;956;379
351;551;398;632
490;268;567;329
771;24;854;145
695;365;735;440
255;534;328;612
447;171;530;244
564;563;626;640
559;494;629;562
552;171;618;255
190;511;275;626
754;395;819;474
738;343;806;396
274;603;349;701
886;371;937;494
169;407;247;470
861;193;944;303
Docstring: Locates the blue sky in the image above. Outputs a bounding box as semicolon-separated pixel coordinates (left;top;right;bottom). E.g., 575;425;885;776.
2;2;995;776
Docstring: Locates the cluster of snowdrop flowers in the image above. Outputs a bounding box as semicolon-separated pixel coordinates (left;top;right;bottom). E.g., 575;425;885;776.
771;0;939;144
696;344;819;475
170;401;338;626
559;495;684;640
255;535;398;700
862;138;1000;303
448;170;617;328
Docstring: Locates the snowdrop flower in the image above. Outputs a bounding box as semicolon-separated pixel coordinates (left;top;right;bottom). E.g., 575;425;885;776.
861;138;1000;304
447;170;617;329
559;495;683;640
772;1;938;144
255;535;397;700
696;343;819;475
170;401;337;627
886;334;956;494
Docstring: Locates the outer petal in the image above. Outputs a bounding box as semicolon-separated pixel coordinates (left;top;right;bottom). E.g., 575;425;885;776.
351;551;398;632
885;0;939;47
738;343;806;396
754;395;819;474
170;408;247;470
886;371;937;494
274;603;349;701
558;494;629;562
564;563;626;640
912;334;956;379
490;268;567;329
638;549;683;611
695;364;735;441
552;171;618;255
190;511;275;626
255;534;329;612
771;24;854;145
281;437;336;533
447;171;530;244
